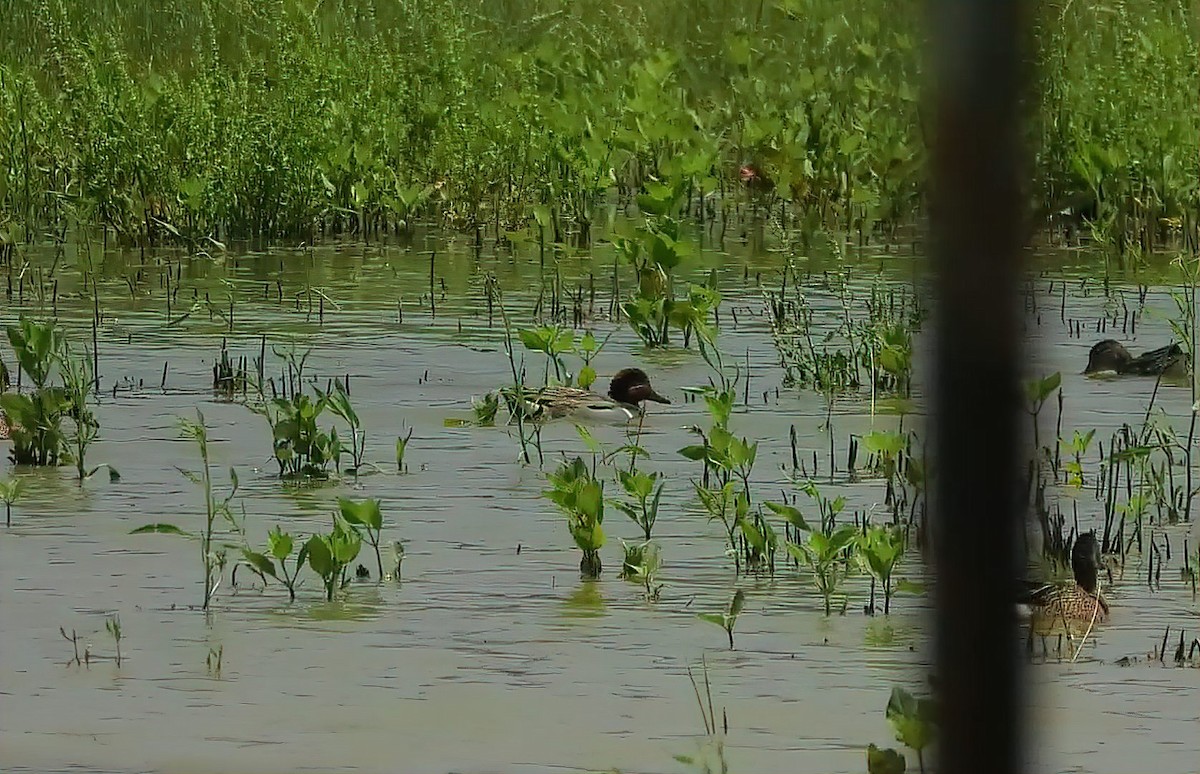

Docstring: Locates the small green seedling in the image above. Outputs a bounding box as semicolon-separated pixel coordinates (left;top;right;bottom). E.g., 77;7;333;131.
322;382;365;474
698;588;745;649
1061;428;1096;488
1025;371;1062;455
242;525;307;601
0;476;24;527
339;497;385;580
885;687;936;774
695;481;749;568
785;524;859;616
544;457;606;578
471;392;500;425
620;539;662;601
132;411;241;610
395;427;414;472
305;514;362;601
207;645;223;677
612;469;665;540
859;524;907;614
390;540;406;581
867;743;907;774
105;614;123;667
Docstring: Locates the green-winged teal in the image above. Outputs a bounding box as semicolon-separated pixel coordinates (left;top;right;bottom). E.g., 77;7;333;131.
504;367;670;423
1023;531;1109;639
1085;340;1186;377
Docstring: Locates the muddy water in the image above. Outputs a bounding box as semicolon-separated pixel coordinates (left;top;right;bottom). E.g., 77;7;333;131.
1;231;1198;773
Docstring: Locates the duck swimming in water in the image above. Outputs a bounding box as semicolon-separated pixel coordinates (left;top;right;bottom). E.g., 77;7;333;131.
1020;532;1109;650
503;367;670;423
1084;339;1186;377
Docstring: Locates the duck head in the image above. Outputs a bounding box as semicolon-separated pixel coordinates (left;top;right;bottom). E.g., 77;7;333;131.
1071;531;1102;594
608;368;670;407
1084;339;1131;374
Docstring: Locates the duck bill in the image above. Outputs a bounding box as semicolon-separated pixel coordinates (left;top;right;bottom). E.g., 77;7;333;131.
645;389;671;405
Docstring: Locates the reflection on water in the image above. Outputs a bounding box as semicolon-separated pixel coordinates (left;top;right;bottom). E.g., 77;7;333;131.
1;233;1198;773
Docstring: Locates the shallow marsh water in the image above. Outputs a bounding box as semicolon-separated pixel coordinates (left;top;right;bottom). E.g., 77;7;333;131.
1;228;1198;773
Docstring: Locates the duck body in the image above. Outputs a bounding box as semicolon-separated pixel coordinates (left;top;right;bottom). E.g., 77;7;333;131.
1085;339;1187;377
1020;532;1109;636
502;367;670;424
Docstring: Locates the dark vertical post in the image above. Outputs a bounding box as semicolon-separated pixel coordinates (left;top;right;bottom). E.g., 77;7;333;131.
928;0;1028;773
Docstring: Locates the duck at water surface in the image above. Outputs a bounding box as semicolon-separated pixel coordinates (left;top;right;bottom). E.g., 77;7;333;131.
1020;531;1109;642
1084;339;1187;377
504;367;670;423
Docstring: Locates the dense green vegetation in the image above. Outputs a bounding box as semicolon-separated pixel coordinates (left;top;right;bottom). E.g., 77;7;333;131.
0;0;1195;252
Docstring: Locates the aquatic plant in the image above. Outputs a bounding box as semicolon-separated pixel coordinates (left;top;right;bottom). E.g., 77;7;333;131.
394;427;414;473
105;614;122;668
863;686;938;773
785;523;859;616
543;456;606;578
338;497;386;581
1;318;68;465
698;588;745;650
486;274;540;464
470;392;500;426
0;0;1194;253
1060;428;1096;489
57;340;117;484
206;645;223;677
254;392;338;480
241;525;305;602
305;513;363;601
132;411;241;611
1167;252;1198;520
322;382;366;476
612;469;665;541
859;524;906;615
619;539;662;601
0;476;23;527
615;179;721;348
390;540;406;582
674;657;731;774
1024;371;1062;463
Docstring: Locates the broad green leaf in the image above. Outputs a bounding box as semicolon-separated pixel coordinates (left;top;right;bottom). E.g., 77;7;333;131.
766;501;810;531
867;744;907;774
241;549;278;580
886;687;936;752
306;534;334;577
268;525;294;560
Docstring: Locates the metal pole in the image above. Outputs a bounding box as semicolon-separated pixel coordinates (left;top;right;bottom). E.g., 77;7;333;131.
929;0;1029;772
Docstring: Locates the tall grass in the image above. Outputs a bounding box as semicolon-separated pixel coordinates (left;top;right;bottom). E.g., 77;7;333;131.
0;0;1194;252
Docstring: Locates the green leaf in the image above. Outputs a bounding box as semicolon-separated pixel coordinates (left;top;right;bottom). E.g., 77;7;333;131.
131;523;191;536
517;328;549;353
267;525;294;560
697;612;727;628
575;424;604;455
886;687;936;752
766;501;810;531
577;364;597;390
729;588;746;618
339;497;383;531
306;534;334;577
867;744;907;774
241;549;279;580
